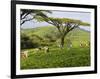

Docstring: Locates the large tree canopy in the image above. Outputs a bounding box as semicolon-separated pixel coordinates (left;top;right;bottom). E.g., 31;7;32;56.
21;9;52;25
37;17;90;35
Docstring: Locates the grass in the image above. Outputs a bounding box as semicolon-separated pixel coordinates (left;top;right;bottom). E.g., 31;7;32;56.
21;26;90;69
21;47;90;69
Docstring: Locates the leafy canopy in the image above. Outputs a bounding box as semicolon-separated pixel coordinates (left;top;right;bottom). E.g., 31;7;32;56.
36;17;90;26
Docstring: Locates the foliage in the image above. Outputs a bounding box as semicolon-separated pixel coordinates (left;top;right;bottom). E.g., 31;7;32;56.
43;29;60;42
36;17;90;47
80;22;90;26
21;33;42;49
21;47;90;69
21;27;90;69
21;9;90;47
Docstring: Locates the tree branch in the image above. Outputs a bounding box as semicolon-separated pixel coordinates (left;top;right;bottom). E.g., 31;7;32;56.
21;17;34;25
21;13;30;20
68;23;79;32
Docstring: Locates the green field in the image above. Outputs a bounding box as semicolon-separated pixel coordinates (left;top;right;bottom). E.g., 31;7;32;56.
21;26;90;69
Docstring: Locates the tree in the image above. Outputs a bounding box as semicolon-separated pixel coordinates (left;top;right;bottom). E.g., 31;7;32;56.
38;17;90;47
20;9;52;25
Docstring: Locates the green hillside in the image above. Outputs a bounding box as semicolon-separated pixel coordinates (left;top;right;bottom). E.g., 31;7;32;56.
21;26;90;39
21;26;90;69
21;26;90;47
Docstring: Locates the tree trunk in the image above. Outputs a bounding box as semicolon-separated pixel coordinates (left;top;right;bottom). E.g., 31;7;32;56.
60;36;65;48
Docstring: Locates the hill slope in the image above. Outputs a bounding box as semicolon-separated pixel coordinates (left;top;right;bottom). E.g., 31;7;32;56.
21;26;90;69
21;26;90;42
21;26;90;37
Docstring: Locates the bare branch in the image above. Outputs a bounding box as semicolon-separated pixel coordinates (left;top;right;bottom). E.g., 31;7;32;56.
21;13;30;20
21;17;34;25
68;23;79;32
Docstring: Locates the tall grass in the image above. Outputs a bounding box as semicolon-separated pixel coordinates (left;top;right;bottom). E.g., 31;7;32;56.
21;47;90;69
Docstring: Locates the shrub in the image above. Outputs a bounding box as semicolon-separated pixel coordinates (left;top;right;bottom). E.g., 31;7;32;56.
21;33;41;49
43;30;60;42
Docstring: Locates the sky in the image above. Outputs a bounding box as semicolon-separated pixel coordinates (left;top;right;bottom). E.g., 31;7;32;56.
21;10;91;29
